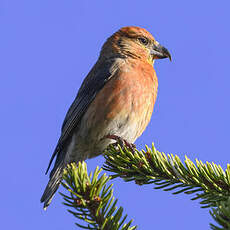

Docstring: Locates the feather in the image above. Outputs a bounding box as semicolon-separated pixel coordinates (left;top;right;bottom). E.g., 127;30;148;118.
41;58;121;208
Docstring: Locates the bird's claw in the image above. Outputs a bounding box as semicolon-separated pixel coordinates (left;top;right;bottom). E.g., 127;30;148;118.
104;134;136;154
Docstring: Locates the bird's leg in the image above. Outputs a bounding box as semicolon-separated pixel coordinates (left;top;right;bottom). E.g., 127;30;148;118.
104;134;136;154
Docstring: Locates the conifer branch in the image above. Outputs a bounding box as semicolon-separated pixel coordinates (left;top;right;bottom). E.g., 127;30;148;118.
60;162;136;230
103;144;230;209
60;143;230;229
210;198;230;230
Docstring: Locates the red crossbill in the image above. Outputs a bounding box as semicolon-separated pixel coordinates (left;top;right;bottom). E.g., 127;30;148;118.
41;26;171;209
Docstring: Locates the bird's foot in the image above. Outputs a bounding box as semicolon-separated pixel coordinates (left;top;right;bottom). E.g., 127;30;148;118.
104;134;136;154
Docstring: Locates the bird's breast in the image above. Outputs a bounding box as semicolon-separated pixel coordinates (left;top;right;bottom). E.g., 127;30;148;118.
76;60;158;158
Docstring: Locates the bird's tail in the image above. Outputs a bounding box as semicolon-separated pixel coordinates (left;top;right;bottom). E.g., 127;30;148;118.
40;159;65;210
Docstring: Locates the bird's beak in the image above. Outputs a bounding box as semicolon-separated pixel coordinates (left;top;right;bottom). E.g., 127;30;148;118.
151;42;171;61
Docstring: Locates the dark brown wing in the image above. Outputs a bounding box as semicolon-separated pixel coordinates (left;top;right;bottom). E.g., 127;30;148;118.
45;59;119;173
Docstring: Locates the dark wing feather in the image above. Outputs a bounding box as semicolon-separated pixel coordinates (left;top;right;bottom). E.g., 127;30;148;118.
45;59;119;174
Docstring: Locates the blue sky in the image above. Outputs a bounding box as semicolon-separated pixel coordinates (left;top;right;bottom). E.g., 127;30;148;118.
1;0;230;229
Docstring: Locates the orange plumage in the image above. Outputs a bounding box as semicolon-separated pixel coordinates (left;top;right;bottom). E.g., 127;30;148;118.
41;26;171;209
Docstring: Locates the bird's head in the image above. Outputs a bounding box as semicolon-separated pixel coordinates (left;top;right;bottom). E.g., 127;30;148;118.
100;26;171;65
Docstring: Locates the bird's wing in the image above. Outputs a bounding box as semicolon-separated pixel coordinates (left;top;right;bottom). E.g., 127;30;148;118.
45;59;120;174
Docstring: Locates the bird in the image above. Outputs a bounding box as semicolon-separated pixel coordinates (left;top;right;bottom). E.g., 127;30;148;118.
41;26;171;209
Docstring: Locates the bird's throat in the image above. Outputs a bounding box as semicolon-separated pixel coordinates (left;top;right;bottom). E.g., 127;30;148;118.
147;56;155;65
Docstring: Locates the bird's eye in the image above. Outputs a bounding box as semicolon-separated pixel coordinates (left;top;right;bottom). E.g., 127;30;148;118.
138;37;149;46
